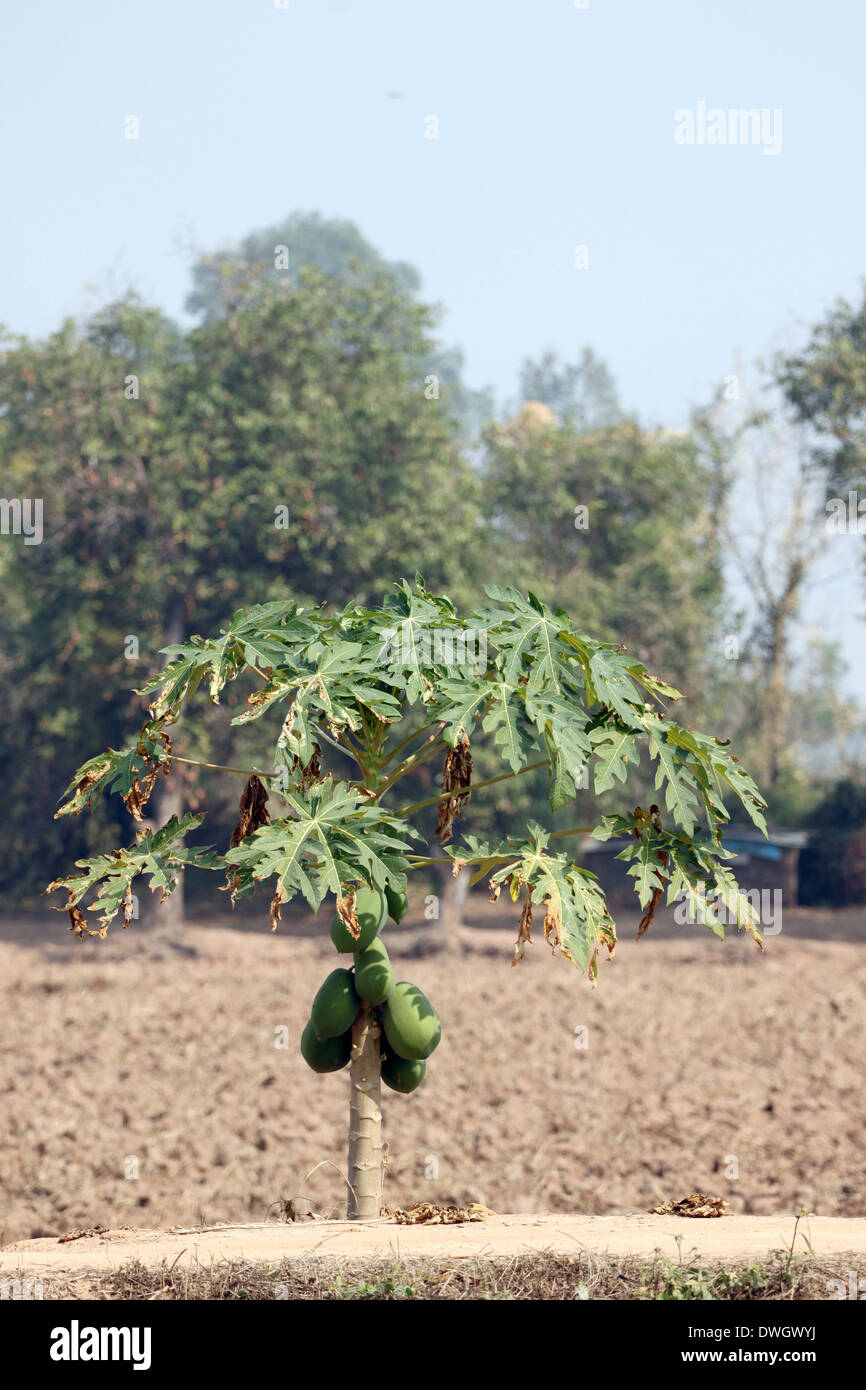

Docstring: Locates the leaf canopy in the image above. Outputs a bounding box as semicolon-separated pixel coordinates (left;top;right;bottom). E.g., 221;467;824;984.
48;578;767;976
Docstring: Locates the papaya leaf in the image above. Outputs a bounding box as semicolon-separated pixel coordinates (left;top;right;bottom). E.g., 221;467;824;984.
233;641;402;758
47;814;215;932
643;718;701;835
664;723;768;834
50;578;766;971
428;678;490;747
446;824;615;976
523;689;592;809
626;665;683;702
620;837;668;909
589;722;641;795
142;602;319;712
481;680;527;772
475;587;571;694
544;738;576;813
55;722;172;819
222;779;415;911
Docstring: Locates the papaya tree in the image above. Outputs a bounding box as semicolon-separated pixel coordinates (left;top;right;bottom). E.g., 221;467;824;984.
47;578;767;1220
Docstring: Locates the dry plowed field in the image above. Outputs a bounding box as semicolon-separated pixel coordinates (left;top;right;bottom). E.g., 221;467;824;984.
1;903;864;1250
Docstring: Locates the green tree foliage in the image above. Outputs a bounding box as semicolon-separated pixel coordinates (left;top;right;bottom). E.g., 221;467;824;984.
48;578;767;963
186;211;493;441
0;300;185;885
0;270;480;897
186;210;423;315
481;407;724;697
175;266;481;609
777;286;866;491
518;347;622;429
690;380;866;810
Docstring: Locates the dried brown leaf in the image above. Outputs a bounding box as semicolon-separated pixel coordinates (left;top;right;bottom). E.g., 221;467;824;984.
637;886;663;942
121;884;134;930
55;757;113;820
390;1202;491;1225
123;732;173;823
435;735;472;844
336;887;361;942
287;743;322;793
300;743;322;790
68;903;90;940
270;883;287;933
542;894;560;951
62;889;104;941
229;775;271;849
599;923;617;960
649;1193;729;1218
511;883;533;967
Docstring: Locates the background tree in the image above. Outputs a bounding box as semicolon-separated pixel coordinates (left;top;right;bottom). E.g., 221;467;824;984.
0;301;185;920
777;286;866;495
517;347;622;429
0;267;481;914
481;406;724;698
185;211;494;443
185;210;423;315
693;380;849;803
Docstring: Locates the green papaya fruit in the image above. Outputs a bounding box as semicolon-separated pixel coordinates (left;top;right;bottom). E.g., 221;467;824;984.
382;1050;425;1094
330;884;387;953
354;937;396;1006
311;968;360;1040
384;882;408;924
381;981;441;1060
301;1019;352;1073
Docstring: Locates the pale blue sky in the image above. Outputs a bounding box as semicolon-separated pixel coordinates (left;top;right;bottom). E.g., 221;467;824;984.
3;0;865;419
2;0;865;692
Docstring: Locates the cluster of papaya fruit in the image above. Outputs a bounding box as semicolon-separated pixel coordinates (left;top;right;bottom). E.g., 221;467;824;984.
300;883;441;1094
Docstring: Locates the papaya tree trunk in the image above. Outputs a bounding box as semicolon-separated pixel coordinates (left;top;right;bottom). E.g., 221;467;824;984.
347;1005;383;1219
